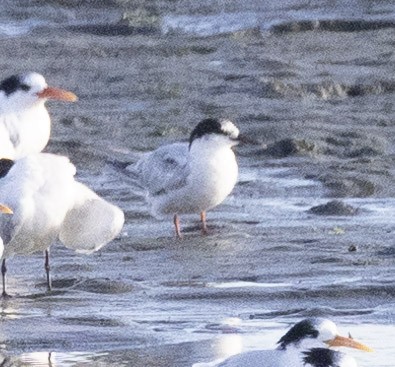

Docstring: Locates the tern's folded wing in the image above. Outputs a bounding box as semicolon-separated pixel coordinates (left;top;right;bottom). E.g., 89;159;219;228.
217;350;281;367
134;142;190;196
59;182;125;254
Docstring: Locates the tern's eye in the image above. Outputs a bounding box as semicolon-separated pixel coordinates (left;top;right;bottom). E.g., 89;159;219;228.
20;84;31;92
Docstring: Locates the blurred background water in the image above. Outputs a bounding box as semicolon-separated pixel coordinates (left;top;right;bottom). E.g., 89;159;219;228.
0;0;394;366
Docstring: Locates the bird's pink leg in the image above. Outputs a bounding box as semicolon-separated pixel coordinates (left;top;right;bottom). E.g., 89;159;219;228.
173;214;183;239
200;211;208;235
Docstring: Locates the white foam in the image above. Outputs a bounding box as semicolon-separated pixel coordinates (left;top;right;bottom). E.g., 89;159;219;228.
161;12;259;36
207;281;292;289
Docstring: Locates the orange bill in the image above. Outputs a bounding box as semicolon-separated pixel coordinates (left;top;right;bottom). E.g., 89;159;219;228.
326;335;373;352
37;86;78;102
0;204;13;214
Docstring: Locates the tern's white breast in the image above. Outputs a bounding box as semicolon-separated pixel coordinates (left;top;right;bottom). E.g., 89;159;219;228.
0;103;51;159
151;137;238;216
188;139;238;210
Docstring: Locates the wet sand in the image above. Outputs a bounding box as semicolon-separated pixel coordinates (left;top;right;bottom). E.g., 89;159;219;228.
0;1;394;366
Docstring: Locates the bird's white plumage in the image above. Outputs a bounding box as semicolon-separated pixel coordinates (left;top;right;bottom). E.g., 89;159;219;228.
193;319;366;367
194;349;358;367
0;102;51;159
0;153;124;258
220;119;239;140
213;347;316;367
0;154;76;256
316;319;338;343
133;135;238;218
341;354;358;367
59;182;125;254
0;72;51;159
334;353;358;367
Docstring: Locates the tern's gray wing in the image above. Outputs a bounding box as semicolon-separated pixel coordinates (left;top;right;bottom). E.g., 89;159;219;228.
217;350;282;367
134;142;190;196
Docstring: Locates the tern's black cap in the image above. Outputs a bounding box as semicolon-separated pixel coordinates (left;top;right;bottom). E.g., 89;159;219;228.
277;319;319;349
0;74;30;96
189;118;239;148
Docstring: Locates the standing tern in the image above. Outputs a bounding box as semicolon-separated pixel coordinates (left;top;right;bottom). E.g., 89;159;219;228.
133;118;242;238
0;153;124;296
193;318;372;367
0;72;77;159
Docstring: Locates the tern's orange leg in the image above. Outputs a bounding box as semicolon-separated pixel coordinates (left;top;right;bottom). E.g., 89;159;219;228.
173;214;183;239
200;211;208;235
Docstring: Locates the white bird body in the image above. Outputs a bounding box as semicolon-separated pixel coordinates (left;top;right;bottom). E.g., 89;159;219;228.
193;319;371;367
0;154;75;257
214;346;340;367
137;138;238;218
194;349;358;367
0;101;50;159
0;153;124;259
133;118;240;237
215;348;305;367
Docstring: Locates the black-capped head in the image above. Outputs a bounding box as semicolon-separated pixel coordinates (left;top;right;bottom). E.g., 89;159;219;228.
0;72;46;97
189;118;239;148
0;74;30;96
0;72;47;113
278;318;372;353
0;72;77;113
277;319;321;350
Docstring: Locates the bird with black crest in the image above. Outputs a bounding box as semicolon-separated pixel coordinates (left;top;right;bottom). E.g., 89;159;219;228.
0;72;77;160
193;318;372;367
131;118;254;238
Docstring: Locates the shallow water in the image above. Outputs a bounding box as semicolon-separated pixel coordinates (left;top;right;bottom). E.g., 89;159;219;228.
0;1;394;366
